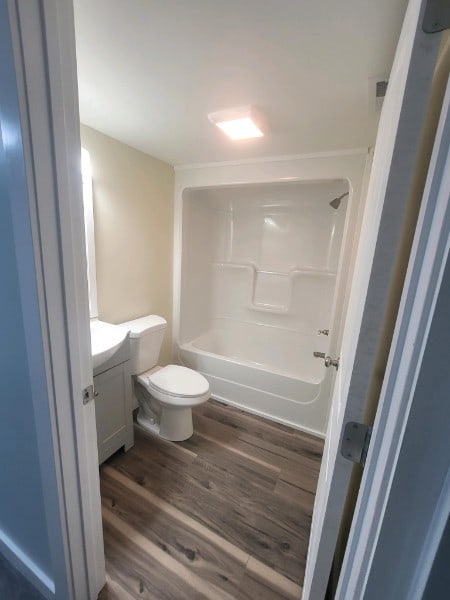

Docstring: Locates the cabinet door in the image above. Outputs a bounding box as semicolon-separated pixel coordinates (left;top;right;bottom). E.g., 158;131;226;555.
94;362;132;464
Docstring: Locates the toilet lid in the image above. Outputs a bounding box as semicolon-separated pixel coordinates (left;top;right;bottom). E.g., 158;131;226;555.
147;365;209;397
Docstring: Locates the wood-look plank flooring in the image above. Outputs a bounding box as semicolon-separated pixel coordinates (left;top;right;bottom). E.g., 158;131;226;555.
98;400;324;599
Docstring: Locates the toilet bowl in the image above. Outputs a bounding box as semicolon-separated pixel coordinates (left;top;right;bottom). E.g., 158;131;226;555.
120;315;210;441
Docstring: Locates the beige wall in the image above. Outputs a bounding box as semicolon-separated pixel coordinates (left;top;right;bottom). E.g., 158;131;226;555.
80;125;174;364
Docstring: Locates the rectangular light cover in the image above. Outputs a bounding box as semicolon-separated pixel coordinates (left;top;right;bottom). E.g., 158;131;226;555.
216;117;263;140
209;106;264;140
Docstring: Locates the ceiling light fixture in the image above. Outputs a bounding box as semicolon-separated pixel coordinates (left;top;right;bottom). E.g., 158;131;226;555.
208;106;264;140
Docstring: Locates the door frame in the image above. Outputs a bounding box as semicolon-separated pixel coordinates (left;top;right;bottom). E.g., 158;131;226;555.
4;1;104;598
336;76;450;600
302;0;443;595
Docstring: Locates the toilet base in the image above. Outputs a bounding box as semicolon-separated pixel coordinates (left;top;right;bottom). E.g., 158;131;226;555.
136;411;160;436
137;406;194;442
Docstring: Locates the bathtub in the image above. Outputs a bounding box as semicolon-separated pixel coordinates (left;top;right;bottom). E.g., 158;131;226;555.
178;319;331;436
176;177;359;437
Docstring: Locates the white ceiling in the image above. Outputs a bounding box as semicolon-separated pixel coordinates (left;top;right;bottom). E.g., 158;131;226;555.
74;0;408;166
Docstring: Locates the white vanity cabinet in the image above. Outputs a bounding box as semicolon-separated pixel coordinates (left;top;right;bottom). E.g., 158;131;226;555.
93;338;134;464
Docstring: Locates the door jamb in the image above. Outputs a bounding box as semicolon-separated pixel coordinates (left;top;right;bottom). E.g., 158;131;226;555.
337;77;450;599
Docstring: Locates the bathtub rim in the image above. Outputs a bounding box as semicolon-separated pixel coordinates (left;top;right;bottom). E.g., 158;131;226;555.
180;335;324;385
179;339;328;438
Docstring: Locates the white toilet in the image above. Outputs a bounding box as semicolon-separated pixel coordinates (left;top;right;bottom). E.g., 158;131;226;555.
120;315;210;441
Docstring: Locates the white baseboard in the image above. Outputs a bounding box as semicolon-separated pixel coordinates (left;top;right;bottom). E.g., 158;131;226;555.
0;529;55;599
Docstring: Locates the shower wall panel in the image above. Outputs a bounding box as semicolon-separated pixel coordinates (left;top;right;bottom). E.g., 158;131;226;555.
174;151;368;434
180;180;349;372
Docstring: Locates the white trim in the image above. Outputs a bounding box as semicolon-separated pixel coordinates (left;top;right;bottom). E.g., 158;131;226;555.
38;1;105;596
174;147;369;170
0;531;55;599
81;148;99;319
336;75;450;600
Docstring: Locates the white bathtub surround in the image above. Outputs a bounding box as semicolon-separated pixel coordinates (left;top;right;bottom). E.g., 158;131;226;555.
174;152;370;436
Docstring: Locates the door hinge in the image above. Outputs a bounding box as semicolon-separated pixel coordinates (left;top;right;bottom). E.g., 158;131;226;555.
341;422;372;467
423;0;450;33
82;384;96;405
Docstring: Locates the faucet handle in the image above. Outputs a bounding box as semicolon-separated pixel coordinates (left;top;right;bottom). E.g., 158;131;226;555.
313;351;339;370
318;329;329;336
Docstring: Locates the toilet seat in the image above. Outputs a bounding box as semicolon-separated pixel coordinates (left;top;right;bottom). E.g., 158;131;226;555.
137;364;210;406
148;364;209;397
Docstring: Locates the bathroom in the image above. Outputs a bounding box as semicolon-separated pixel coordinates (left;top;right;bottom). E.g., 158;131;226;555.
74;0;403;596
70;0;441;598
2;0;450;598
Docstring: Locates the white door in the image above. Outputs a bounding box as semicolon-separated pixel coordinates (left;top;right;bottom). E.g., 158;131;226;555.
302;1;443;597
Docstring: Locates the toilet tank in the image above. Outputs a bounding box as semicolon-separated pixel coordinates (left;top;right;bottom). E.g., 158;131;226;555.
119;315;167;375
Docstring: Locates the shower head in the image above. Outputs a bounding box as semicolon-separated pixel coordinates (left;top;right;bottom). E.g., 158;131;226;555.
329;191;349;210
